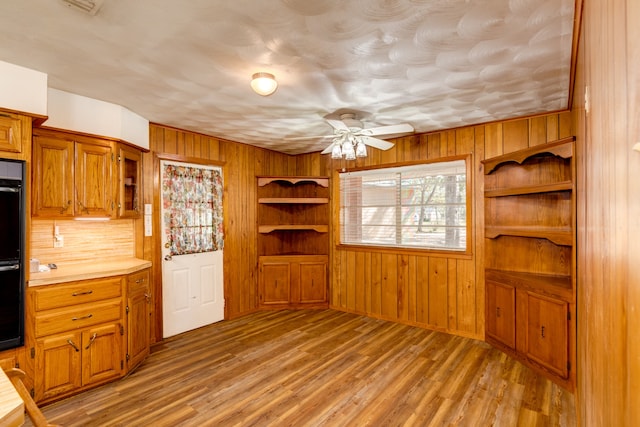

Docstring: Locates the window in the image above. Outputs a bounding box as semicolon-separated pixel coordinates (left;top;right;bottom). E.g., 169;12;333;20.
339;157;470;251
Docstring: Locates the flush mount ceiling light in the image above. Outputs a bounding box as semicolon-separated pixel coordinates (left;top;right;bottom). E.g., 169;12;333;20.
250;72;278;96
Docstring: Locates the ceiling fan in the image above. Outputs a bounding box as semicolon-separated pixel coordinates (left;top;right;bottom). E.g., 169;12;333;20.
289;113;414;159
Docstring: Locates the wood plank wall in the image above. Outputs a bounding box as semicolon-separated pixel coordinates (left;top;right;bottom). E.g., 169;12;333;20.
295;112;572;340
143;125;296;341
574;0;640;424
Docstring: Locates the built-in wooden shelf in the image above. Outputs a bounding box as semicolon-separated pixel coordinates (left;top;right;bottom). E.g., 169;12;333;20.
485;181;573;198
486;269;573;300
259;224;329;233
482;137;575;174
258;197;329;204
257;176;329;187
485;226;573;246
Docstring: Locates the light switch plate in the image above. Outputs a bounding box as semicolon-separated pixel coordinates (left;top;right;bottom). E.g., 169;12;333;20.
144;215;152;237
144;203;152;215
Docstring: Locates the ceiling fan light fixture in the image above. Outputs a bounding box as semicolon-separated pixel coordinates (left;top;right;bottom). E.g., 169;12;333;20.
250;72;278;96
331;143;342;159
355;139;367;157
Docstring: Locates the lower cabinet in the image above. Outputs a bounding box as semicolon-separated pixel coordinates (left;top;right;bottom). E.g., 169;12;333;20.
35;322;123;402
30;269;152;403
486;278;571;382
485;280;516;349
259;255;328;308
523;292;569;378
126;269;151;370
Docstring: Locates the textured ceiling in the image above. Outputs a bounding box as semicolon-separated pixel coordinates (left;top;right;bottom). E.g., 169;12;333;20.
0;0;575;154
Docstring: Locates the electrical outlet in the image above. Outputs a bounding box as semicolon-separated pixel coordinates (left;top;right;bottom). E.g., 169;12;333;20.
54;235;64;248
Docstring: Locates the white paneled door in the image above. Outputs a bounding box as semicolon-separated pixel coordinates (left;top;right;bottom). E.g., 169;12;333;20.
160;160;224;338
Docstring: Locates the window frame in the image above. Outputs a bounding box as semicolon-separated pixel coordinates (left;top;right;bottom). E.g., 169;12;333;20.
334;155;473;257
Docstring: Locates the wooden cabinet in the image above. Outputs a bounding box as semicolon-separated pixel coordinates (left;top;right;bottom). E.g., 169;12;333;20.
117;144;142;218
257;176;329;308
125;269;151;370
30;276;124;403
32;129;115;218
485;280;515;349
259;255;328;308
482;137;576;390
0;112;28;154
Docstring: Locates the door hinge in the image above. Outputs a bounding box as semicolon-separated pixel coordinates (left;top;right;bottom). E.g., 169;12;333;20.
30;347;35;359
120;325;125;336
15;362;19;369
30;388;35;398
118;154;121;162
126;305;130;314
126;353;130;361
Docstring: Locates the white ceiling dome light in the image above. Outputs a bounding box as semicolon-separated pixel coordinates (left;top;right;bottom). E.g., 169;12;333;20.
250;72;278;96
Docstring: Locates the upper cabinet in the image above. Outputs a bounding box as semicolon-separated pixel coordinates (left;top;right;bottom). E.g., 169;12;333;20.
482;137;576;391
116;144;142;218
32;129;145;219
32;129;115;218
0;112;26;154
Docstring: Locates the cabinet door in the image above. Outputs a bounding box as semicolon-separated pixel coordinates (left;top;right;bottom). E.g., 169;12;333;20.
81;323;124;386
525;293;569;378
486;281;516;349
0;113;23;153
299;261;327;303
260;261;290;305
76;142;114;217
35;331;82;401
118;145;142;218
127;270;150;369
32;135;75;217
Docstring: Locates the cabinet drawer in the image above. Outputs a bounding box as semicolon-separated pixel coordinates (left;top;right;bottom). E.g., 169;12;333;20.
33;277;122;311
35;299;122;338
127;269;149;291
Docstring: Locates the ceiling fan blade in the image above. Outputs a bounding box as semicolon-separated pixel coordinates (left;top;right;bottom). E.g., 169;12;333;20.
284;134;335;141
361;135;395;151
359;123;414;136
321;141;336;154
326;119;349;131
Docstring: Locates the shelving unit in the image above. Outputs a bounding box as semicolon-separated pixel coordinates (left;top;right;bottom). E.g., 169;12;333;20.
257;176;329;309
482;137;576;390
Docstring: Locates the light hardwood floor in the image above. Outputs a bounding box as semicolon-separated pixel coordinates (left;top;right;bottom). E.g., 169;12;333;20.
29;309;576;426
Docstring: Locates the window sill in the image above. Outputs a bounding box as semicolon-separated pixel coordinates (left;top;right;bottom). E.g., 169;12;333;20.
335;243;473;259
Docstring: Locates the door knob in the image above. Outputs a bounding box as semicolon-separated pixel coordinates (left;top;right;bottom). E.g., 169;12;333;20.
164;255;172;261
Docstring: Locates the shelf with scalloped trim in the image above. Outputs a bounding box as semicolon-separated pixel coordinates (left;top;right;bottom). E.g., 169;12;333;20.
259;224;329;233
482;137;576;392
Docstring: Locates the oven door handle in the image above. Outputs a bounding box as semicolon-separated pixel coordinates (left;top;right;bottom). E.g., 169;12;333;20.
0;186;19;193
0;264;20;272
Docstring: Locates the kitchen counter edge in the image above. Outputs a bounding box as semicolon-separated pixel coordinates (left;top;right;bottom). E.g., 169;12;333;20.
28;258;152;286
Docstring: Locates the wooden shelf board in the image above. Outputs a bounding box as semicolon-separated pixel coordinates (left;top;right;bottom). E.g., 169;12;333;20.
258;197;329;204
486;269;573;300
485;226;573;246
257;176;329;187
482;137;575;174
259;224;329;233
485;181;572;197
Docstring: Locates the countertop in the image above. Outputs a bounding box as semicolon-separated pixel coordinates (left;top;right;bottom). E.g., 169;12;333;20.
28;257;152;287
0;369;23;427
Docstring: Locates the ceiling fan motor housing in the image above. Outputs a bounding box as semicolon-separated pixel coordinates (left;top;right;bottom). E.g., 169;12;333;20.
340;113;363;131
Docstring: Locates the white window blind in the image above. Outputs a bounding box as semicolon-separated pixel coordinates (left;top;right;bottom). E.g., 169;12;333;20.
339;160;468;251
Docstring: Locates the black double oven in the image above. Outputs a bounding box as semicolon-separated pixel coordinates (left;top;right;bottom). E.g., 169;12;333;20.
0;158;25;351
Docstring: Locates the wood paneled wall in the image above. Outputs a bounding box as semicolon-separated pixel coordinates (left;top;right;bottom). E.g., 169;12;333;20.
143;124;296;340
574;0;640;424
295;113;572;339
